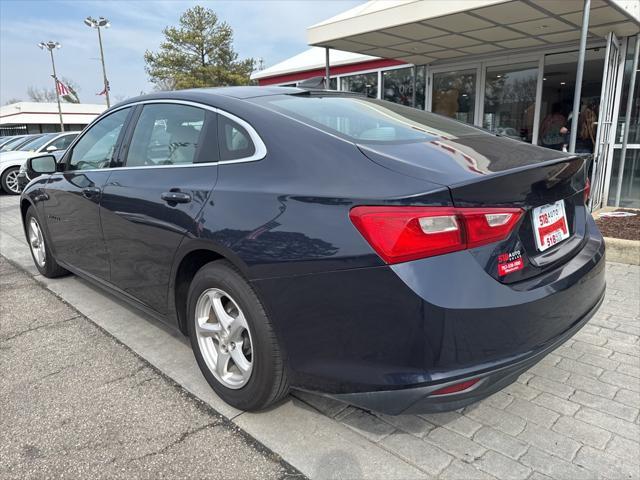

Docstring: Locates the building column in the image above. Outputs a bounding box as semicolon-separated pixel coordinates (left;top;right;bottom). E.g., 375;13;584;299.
325;47;330;89
569;0;591;153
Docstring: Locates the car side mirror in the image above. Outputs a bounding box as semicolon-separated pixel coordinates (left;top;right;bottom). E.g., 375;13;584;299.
28;154;57;175
46;145;58;152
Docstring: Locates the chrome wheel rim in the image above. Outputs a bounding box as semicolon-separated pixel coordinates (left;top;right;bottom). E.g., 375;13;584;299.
5;169;20;194
28;218;46;267
195;288;253;389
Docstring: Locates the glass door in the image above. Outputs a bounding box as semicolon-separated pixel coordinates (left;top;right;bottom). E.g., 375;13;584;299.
608;35;640;208
591;32;621;210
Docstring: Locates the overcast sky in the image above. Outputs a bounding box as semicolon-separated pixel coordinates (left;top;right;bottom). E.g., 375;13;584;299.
0;0;361;106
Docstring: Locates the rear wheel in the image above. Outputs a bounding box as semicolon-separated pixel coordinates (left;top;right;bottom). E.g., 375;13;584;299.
1;167;21;194
25;206;68;278
187;260;289;411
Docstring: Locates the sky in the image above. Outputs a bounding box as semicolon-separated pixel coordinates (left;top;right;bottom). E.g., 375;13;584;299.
0;0;362;106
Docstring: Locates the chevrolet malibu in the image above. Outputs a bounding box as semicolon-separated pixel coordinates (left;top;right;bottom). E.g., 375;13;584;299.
20;87;605;414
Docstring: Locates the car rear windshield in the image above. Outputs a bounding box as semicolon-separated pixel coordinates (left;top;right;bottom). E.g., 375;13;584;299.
255;94;485;144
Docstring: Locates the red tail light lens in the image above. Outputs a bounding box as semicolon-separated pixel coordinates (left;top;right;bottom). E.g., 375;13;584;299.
349;206;523;264
584;177;591;204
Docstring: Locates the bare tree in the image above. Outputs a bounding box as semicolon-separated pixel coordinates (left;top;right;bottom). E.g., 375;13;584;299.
27;86;57;102
27;77;81;103
3;98;22;105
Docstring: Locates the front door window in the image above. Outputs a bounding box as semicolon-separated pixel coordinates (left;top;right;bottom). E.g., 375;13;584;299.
432;69;476;124
68;108;131;170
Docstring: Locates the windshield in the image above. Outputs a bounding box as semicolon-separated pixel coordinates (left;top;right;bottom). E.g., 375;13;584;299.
18;133;57;152
0;136;28;152
255;95;486;144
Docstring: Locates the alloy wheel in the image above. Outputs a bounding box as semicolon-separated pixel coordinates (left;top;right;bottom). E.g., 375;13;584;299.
4;169;20;194
194;288;254;389
28;217;46;267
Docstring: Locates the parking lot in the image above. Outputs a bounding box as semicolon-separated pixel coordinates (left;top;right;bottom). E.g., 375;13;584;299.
1;193;639;480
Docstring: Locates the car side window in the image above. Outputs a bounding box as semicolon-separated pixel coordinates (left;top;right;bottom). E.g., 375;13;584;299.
126;104;205;167
69;108;130;171
47;134;77;152
218;115;255;161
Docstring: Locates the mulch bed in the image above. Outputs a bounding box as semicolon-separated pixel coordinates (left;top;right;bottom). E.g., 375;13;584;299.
595;209;640;241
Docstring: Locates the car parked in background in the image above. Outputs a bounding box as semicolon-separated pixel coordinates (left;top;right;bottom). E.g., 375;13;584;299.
21;87;604;414
1;132;78;194
0;134;40;153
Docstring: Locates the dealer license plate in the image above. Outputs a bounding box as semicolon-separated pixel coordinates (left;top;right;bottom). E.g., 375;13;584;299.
532;200;570;252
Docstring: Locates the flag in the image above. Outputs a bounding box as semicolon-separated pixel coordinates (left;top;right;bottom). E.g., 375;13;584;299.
96;81;110;96
55;79;70;96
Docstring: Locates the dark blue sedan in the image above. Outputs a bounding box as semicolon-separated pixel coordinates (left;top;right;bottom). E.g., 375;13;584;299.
20;87;605;414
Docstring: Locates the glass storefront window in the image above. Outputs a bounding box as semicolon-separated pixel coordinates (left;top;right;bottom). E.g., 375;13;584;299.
483;62;538;143
382;67;414;106
382;66;426;109
432;69;476;124
538;48;604;152
607;149;640;208
341;72;377;98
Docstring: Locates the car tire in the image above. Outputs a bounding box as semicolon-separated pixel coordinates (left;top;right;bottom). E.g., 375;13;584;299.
187;260;289;411
1;166;21;195
25;206;68;278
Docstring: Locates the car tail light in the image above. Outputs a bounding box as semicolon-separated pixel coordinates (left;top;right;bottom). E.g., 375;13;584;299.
584;177;591;204
349;206;523;264
431;378;480;396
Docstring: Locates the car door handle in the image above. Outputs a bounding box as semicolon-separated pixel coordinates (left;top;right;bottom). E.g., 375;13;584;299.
82;187;101;197
161;191;192;204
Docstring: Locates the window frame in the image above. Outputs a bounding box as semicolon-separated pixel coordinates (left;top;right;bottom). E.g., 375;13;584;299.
60;100;266;172
121;103;209;168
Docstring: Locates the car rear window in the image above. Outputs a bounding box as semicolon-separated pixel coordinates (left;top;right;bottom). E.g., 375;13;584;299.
256;95;485;144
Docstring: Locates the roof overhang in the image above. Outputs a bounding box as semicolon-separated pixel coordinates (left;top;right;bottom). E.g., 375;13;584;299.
308;0;640;65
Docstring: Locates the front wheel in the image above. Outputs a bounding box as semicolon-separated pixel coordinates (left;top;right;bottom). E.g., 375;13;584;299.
1;166;21;194
25;206;68;278
187;260;289;411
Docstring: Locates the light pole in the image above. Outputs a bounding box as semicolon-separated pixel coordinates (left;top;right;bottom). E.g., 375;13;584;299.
85;16;111;108
38;41;64;132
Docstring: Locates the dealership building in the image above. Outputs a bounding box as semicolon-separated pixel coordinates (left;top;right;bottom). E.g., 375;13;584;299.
252;0;640;209
0;102;106;136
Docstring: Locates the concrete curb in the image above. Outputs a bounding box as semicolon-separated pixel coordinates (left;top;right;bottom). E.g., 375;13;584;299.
604;237;640;265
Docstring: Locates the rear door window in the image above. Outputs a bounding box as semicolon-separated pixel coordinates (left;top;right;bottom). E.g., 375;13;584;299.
125;104;205;167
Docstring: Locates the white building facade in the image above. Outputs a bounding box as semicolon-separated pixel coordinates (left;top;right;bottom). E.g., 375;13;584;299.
253;0;640;209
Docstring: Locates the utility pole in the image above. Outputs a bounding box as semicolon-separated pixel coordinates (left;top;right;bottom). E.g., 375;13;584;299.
38;41;64;132
85;16;111;108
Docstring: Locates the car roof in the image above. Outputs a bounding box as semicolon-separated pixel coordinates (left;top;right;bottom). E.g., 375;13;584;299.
116;86;356;107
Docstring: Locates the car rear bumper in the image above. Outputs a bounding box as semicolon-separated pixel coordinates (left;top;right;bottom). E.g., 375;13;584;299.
253;216;606;413
327;290;604;414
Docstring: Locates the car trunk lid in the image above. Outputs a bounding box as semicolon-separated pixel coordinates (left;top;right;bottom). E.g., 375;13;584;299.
358;136;590;283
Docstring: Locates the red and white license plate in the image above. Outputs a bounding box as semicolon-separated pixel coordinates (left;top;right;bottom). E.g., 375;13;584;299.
532;200;570;252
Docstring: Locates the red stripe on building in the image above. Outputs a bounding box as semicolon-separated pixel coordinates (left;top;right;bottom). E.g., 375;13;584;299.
257;58;407;86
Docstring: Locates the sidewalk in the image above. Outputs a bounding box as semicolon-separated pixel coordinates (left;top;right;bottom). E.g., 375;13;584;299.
0;257;302;479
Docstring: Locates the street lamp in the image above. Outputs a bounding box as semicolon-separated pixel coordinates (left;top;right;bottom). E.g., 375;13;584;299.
37;41;64;132
85;16;111;108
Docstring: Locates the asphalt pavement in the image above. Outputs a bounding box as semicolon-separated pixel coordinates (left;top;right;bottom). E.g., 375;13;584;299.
0;256;303;480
